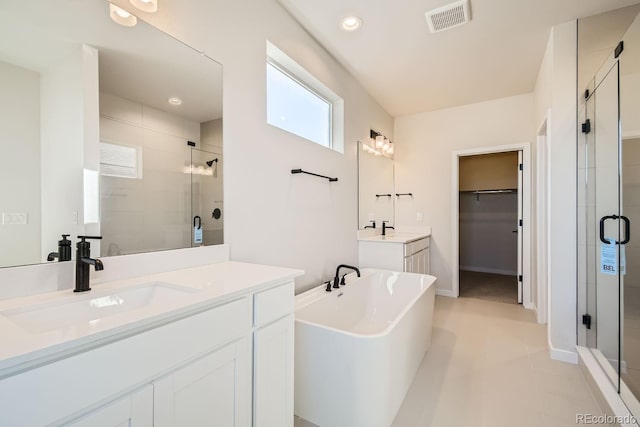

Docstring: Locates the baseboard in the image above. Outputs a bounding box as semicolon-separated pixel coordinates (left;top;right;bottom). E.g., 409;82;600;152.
459;266;518;276
550;346;579;364
524;301;534;310
436;289;456;297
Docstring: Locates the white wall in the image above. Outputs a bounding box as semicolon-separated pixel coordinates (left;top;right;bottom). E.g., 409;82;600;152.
40;45;99;261
0;61;41;267
109;0;394;292
459;192;518;275
394;93;535;295
534;21;579;359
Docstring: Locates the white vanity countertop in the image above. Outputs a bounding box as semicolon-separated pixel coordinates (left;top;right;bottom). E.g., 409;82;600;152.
0;261;302;376
357;231;431;244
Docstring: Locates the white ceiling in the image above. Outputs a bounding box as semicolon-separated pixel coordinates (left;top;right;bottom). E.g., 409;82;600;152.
0;0;222;123
278;0;640;117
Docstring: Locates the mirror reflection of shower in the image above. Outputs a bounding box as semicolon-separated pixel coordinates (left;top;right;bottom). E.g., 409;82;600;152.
206;158;218;167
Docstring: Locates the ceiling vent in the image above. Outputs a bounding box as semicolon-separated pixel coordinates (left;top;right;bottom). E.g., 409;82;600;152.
425;0;470;33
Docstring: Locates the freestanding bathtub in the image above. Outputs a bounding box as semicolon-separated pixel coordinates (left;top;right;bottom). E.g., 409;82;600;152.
294;269;436;427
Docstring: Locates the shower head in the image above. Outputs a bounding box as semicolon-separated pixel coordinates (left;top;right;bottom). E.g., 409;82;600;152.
206;158;218;167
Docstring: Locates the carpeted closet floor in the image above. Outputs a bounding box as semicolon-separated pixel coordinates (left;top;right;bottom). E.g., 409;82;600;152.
459;270;518;304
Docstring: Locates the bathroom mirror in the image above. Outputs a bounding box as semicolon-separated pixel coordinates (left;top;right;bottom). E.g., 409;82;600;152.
357;140;395;229
0;0;223;268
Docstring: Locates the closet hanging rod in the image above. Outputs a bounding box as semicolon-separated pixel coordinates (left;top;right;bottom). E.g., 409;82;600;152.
291;169;338;182
461;189;516;194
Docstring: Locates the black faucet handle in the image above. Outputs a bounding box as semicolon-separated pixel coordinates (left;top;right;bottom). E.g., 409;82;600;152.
77;235;102;241
325;281;333;292
340;274;347;286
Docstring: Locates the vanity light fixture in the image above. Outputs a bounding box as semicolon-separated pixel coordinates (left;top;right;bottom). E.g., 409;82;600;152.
341;16;362;31
109;4;137;27
362;130;393;158
168;97;183;106
129;0;158;13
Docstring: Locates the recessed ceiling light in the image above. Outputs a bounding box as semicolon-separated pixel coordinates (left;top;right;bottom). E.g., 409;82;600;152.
129;0;158;13
168;97;183;106
341;16;362;31
109;4;137;27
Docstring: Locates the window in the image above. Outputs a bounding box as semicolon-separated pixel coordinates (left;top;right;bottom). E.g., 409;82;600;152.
266;42;344;152
99;141;142;179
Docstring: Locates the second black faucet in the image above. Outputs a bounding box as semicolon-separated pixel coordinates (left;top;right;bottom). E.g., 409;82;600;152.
331;264;361;290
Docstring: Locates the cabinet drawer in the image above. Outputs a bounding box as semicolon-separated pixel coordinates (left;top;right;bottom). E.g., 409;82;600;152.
253;282;294;327
404;237;429;257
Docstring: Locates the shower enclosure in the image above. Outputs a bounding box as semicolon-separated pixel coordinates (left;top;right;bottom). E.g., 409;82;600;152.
577;4;640;418
100;142;223;256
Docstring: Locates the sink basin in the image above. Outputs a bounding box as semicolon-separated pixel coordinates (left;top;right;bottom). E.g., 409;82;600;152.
1;282;199;333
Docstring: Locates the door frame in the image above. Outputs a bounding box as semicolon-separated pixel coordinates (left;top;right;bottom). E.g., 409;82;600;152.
537;113;550;324
451;142;532;309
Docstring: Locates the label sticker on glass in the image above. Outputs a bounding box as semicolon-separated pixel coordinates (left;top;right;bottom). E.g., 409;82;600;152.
600;238;617;275
194;226;203;244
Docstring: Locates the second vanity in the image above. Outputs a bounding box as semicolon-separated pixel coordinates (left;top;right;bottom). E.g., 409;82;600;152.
0;247;302;427
358;229;431;274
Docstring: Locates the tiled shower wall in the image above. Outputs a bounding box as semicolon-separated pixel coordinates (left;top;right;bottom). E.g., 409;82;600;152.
99;92;197;256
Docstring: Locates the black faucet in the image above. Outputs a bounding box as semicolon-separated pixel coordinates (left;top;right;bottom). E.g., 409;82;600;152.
364;220;376;229
47;234;72;262
382;221;395;236
331;264;361;290
75;236;103;292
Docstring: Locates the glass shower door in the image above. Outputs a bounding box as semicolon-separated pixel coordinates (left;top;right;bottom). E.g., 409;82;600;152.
580;59;623;388
620;14;640;413
189;148;223;247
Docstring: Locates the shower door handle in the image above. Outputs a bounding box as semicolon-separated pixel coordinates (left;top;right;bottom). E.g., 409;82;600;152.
599;215;619;244
193;215;202;230
621;215;631;245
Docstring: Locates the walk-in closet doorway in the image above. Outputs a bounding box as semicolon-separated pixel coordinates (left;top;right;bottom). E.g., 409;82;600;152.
451;143;532;308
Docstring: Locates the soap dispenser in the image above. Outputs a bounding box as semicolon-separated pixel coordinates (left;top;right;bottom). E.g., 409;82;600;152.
47;234;72;262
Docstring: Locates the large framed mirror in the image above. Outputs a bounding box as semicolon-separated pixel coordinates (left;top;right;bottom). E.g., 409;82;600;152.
0;0;223;268
358;131;394;230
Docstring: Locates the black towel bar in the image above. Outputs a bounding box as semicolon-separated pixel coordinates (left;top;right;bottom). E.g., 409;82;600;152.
291;169;338;182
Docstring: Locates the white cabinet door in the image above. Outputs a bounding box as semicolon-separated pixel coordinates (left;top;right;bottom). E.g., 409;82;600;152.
253;315;294;427
404;255;412;273
424;248;430;274
407;249;429;274
154;338;251;427
68;385;153;427
413;249;427;274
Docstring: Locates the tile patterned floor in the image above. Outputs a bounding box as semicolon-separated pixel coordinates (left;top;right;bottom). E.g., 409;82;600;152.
295;296;604;427
392;296;605;427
